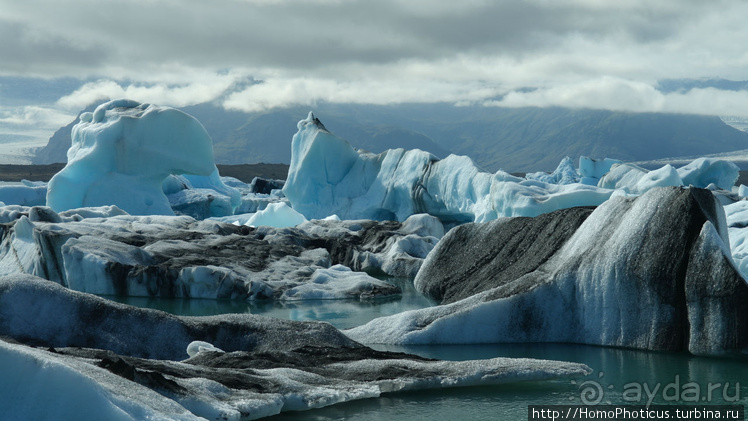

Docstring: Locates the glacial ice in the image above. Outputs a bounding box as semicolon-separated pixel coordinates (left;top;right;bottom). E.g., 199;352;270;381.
0;339;204;421
578;156;622;185
346;187;748;356
0;274;591;420
0;181;47;207
598;158;739;196
281;264;400;300
186;340;225;357
525;157;579;185
164;168;242;219
245;201;308;228
46;99;216;215
0;206;441;299
283;112;616;223
677;157;740;190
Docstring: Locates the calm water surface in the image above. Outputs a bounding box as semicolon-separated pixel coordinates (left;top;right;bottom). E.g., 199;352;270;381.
106;278;748;420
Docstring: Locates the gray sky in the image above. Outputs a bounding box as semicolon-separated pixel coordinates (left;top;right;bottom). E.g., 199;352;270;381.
1;0;748;156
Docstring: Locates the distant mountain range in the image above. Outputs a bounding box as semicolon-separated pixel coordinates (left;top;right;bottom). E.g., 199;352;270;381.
33;102;748;173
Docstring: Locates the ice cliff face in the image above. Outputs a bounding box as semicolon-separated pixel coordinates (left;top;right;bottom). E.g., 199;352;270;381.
0;275;591;420
46;99;219;215
347;187;748;356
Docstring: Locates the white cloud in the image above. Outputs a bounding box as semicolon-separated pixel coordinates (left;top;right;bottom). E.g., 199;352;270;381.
0;106;74;128
1;0;748;120
661;88;748;117
491;77;666;112
487;78;748;118
56;75;239;110
222;76;502;112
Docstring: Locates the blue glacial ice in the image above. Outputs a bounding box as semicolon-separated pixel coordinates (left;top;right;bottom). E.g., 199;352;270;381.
46;99;224;216
283;112;616;223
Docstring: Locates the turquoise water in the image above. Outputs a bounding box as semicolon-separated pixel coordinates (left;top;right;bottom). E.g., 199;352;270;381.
106;279;748;420
106;277;435;329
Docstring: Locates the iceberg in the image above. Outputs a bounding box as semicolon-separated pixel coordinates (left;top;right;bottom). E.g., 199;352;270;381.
0;206;440;298
46;99;217;215
578;156;622;185
245;201;308;228
0;181;47;207
346;187;748;356
283;113;615;223
599;158;739;195
0;274;591;420
677;157;739;191
525;156;579;185
164;169;242;219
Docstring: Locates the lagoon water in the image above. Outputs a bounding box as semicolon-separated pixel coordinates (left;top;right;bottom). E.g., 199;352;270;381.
107;278;748;420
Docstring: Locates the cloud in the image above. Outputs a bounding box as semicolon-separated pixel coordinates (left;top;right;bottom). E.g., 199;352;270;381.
222;73;503;112
0;0;741;79
487;78;748;117
56;75;240;110
0;106;74;128
1;0;748;119
491;77;666;112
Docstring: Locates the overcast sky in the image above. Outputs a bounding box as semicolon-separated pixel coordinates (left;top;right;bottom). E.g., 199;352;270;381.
2;0;748;155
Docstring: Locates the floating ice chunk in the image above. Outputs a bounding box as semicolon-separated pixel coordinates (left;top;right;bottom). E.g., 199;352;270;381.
525;156;579;185
167;188;236;220
598;163;646;192
58;205;129;220
598;163;683;194
245;201;308;228
47;99;215;215
633;164;682;192
578;156;622;184
186;341;225;358
284;113;613;223
163;172;241;218
0;184;47;207
489;178;614;218
280;264;400;300
348;187;748;356
677;157;739;190
599;158;739;195
723;200;748;280
400;213;445;238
